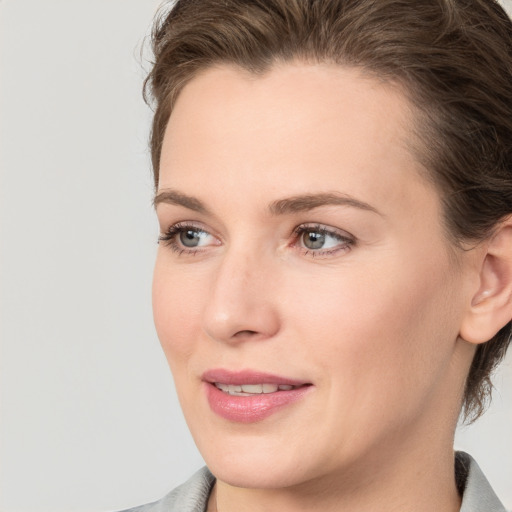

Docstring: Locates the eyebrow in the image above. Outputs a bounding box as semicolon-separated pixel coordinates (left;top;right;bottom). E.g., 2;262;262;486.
154;189;211;214
154;189;381;216
269;192;381;216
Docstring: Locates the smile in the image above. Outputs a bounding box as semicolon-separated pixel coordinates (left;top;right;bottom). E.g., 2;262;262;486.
202;370;313;423
214;383;298;395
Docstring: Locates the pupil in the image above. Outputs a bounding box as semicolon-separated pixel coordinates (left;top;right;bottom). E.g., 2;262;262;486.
304;231;325;250
180;230;200;247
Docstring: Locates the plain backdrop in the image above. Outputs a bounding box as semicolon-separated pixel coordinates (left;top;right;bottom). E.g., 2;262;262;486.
1;1;511;511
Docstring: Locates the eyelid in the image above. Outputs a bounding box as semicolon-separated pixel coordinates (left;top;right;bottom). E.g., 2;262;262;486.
158;221;221;254
291;223;356;256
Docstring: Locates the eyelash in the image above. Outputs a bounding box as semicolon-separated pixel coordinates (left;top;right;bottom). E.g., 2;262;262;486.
158;222;212;256
158;222;356;257
293;224;355;257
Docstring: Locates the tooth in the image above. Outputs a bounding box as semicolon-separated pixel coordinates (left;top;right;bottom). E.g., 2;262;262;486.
215;382;295;395
241;384;263;393
227;389;246;396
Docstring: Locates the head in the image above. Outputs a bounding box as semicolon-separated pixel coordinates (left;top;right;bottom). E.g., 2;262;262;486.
146;0;512;489
146;0;512;421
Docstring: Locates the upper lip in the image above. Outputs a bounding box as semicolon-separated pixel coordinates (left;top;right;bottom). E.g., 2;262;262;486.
202;369;310;386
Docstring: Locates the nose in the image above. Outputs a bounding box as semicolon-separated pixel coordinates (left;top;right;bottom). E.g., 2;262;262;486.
202;247;281;344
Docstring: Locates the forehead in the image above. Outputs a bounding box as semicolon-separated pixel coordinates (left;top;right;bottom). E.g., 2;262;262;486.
164;62;414;155
159;62;435;218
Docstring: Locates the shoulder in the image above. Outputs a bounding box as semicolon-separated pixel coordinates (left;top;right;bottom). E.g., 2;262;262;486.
457;451;508;512
118;467;215;512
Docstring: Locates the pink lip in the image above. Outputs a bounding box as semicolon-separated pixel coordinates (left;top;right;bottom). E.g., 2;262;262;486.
202;369;308;386
202;369;313;423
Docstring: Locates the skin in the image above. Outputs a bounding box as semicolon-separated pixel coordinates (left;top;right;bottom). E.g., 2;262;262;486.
152;63;485;512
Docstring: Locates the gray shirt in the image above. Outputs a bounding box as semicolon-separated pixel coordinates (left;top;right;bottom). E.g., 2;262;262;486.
121;451;507;512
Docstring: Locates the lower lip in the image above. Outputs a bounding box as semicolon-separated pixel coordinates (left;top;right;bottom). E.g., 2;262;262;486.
204;383;312;423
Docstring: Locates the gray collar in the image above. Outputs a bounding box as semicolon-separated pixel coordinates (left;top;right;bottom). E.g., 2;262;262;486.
122;451;507;512
457;451;507;512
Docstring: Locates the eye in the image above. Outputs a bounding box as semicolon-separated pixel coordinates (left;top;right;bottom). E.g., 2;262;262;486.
293;224;355;256
158;223;219;254
301;230;335;250
178;228;209;248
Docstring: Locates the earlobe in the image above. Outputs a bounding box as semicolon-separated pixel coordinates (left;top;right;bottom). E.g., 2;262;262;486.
459;220;512;345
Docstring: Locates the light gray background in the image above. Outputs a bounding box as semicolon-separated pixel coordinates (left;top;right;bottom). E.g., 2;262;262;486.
1;1;511;511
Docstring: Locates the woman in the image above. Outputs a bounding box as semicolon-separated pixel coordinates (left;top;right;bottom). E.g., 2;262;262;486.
125;0;512;510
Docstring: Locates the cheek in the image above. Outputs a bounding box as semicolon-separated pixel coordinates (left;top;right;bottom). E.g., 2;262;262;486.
287;250;461;410
152;256;205;368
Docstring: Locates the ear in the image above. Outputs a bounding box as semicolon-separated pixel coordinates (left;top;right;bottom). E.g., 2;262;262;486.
459;217;512;344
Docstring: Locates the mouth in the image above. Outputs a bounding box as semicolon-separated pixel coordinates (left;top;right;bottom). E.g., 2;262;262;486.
213;382;305;396
202;369;313;423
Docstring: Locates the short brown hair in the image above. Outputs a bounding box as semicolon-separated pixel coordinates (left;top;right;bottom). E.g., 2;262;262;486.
144;0;512;422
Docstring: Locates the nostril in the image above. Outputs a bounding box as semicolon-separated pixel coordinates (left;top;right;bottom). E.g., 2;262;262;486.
233;329;258;337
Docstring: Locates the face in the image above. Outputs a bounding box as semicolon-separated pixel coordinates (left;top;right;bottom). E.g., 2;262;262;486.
153;63;472;489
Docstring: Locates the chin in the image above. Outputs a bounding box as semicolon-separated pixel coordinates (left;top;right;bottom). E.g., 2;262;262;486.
193;427;328;489
208;454;313;489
